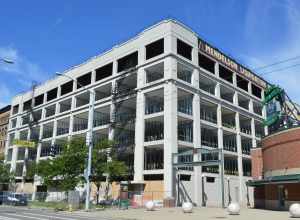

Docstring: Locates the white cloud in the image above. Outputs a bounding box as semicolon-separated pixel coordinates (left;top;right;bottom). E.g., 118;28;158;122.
243;0;300;104
0;46;48;83
0;46;49;106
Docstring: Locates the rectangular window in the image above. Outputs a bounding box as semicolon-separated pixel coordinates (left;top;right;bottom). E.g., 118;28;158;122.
206;177;215;183
198;53;215;74
252;84;262;99
219;65;233;83
61;80;73;96
12;105;19;115
96;63;113;81
237;75;249;92
23;100;32;111
77;72;91;89
47;88;58;101
146;38;164;60
34;94;44;106
144;174;163;181
177;39;192;60
117;51;138;72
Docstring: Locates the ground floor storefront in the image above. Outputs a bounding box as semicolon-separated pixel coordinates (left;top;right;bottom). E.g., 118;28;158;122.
248;175;300;210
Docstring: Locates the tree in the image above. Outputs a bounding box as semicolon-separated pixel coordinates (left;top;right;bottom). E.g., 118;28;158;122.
36;137;128;202
0;155;15;189
91;139;128;203
24;160;37;181
37;138;87;191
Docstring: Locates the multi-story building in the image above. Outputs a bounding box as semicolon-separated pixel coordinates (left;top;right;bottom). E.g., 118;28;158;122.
0;105;11;156
5;19;267;207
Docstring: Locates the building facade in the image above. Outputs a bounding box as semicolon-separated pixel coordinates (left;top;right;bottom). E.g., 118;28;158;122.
5;20;267;207
249;126;300;210
0;105;11;156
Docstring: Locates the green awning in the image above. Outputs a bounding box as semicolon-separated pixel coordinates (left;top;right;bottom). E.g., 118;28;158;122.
247;174;300;186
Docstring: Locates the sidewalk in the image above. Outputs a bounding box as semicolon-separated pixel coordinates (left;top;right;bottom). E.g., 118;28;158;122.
76;207;292;220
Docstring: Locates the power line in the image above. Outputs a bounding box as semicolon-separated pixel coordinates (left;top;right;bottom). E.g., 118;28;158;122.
253;55;300;71
259;63;300;76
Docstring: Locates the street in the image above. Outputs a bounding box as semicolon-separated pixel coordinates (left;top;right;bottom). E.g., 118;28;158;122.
0;205;294;220
0;206;116;220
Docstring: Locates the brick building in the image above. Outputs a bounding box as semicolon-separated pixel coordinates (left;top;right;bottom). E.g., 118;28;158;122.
249;126;300;210
0;105;11;156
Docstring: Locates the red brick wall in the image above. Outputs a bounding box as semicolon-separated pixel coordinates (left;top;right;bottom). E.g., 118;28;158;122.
263;127;300;172
251;148;263;179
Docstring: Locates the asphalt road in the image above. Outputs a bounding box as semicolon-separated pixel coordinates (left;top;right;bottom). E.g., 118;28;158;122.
0;206;115;220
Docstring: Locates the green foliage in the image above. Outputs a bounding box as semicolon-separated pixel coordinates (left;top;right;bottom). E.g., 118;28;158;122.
0;152;5;162
25;160;37;181
91;139;128;183
37;138;87;191
0;161;14;184
36;137;128;194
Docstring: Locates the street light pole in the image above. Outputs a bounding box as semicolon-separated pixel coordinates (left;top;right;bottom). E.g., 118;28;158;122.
0;57;14;64
56;73;95;210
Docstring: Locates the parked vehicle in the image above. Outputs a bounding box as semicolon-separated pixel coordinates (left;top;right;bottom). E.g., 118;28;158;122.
0;191;4;205
4;193;28;206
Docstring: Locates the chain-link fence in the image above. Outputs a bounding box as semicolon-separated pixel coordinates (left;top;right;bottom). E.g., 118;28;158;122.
0;190;172;210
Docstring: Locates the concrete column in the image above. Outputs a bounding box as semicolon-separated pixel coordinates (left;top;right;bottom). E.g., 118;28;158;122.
215;62;219;77
164;34;177;54
193;93;201;205
249;99;254;113
192;45;199;67
235;112;243;204
4;133;10;162
57;86;62;98
133;91;145;182
215;83;221;98
86;89;95;145
163;81;178;198
233;91;239;106
91;70;96;84
73;79;78;91
217;104;224;207
248;82;252;95
36;125;43;163
109;81;116;141
233;73;237;87
164;56;177;80
33;124;44;200
51;120;57;146
10;131;20;172
138;43;146;65
68;113;73;136
193;67;199;89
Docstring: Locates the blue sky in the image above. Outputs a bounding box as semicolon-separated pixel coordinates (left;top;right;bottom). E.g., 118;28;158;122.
0;0;300;108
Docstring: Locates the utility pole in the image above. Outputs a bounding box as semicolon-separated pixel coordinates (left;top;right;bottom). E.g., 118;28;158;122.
56;73;95;210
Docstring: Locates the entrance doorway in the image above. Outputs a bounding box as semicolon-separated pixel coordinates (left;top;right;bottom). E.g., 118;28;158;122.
278;185;286;210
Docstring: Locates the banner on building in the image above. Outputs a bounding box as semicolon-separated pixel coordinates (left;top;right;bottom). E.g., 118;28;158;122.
198;38;267;89
13;139;36;148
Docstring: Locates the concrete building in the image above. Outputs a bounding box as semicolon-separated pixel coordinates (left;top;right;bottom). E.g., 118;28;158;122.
0;105;11;155
5;19;267;207
249;126;300;210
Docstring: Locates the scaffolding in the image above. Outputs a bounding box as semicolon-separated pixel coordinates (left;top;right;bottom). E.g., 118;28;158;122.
110;68;137;176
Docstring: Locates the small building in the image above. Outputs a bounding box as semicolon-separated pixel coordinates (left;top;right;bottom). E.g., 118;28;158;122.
249;126;300;210
0;105;11;155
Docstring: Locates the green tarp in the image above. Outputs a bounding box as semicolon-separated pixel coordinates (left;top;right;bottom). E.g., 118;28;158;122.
247;174;300;186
